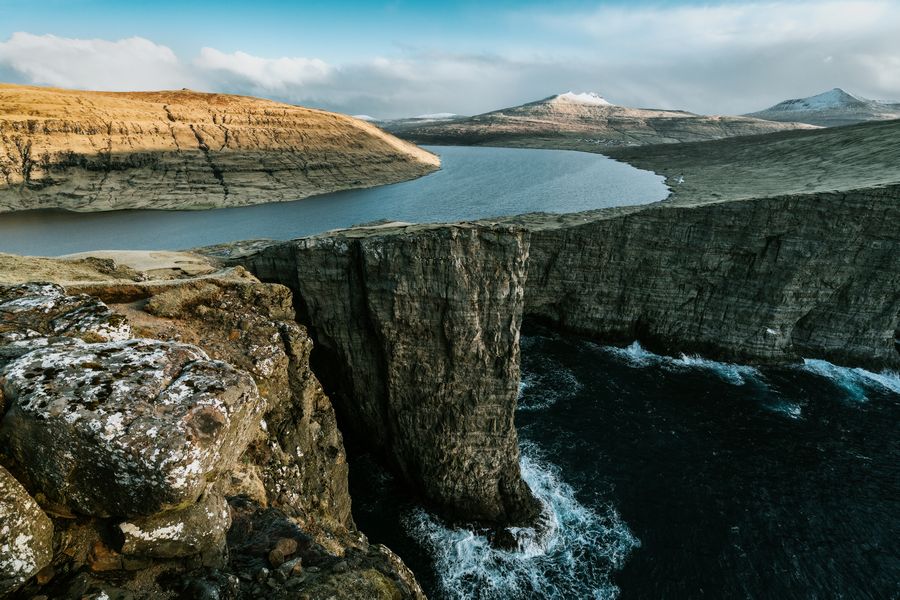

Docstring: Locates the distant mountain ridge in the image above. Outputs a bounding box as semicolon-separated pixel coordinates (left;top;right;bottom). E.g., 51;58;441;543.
746;88;900;127
387;91;814;148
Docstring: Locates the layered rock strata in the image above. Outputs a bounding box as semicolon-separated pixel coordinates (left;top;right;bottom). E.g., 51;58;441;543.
239;224;542;527
521;186;900;371
0;83;439;212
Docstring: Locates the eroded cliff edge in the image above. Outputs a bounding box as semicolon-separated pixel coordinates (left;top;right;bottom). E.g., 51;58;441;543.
214;183;898;537
0;83;439;212
520;185;900;371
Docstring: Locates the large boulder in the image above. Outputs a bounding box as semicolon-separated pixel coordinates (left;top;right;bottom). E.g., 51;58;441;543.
0;465;54;596
119;486;230;562
0;337;263;517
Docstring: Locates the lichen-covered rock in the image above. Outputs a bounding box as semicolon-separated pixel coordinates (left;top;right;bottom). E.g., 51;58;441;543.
90;278;353;539
119;486;230;562
0;465;53;596
0;283;131;367
0;338;263;517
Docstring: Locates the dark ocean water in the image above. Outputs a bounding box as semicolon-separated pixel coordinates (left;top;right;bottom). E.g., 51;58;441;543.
350;325;900;600
0;146;666;256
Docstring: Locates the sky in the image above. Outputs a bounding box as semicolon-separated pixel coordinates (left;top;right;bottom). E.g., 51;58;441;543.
1;0;899;118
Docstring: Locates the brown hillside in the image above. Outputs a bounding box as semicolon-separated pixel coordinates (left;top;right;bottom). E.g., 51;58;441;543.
0;83;439;212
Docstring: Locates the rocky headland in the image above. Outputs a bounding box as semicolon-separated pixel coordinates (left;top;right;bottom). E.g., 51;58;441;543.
201;119;898;557
0;83;439;212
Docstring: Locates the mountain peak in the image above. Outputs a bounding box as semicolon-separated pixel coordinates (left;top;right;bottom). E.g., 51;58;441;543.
745;87;900;127
550;91;612;106
775;88;868;111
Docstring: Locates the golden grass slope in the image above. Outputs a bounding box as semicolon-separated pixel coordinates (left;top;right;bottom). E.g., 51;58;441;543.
0;83;439;212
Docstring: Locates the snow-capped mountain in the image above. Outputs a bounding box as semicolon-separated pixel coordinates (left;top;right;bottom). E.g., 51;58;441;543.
551;92;613;106
746;88;900;127
385;91;814;148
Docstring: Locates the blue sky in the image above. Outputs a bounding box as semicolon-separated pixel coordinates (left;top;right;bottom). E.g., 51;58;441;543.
2;0;899;117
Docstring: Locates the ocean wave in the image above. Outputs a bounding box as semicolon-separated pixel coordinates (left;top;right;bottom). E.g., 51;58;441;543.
596;341;762;386
763;399;804;419
800;359;900;401
403;443;639;600
517;359;583;412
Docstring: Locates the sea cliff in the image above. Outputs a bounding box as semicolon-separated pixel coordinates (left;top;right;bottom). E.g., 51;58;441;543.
215;181;898;544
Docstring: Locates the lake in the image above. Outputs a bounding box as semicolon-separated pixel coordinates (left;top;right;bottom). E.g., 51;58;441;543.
0;146;668;256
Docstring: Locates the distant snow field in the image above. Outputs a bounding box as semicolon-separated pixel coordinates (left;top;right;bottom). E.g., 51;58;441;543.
554;92;613;106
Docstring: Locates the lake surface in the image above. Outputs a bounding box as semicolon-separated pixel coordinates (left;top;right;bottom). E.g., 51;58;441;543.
0;146;667;256
350;325;900;600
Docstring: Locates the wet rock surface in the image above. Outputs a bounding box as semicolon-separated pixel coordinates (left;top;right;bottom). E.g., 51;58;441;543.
0;465;53;596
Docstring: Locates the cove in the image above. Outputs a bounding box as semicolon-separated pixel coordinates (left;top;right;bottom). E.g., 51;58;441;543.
0;146;668;256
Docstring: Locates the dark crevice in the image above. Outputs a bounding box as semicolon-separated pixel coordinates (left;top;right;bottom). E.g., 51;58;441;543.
189;124;229;200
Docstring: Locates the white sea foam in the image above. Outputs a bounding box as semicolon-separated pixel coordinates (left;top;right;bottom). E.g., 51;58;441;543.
597;340;762;385
517;363;582;412
801;359;900;401
404;443;639;600
764;399;804;419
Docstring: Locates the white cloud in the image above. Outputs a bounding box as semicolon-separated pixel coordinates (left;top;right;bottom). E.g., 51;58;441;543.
0;32;192;90
1;1;899;118
542;1;894;54
194;47;331;90
526;0;900;112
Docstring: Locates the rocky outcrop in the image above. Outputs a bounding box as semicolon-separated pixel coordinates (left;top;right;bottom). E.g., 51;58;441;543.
521;186;900;371
118;487;230;562
94;276;355;538
0;278;425;598
0;465;53;596
239;224;541;528
0;83;439;213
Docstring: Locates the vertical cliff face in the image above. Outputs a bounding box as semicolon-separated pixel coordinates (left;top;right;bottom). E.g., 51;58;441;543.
523;186;900;370
242;224;541;527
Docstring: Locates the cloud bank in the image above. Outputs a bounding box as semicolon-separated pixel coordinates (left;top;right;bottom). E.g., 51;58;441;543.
1;1;899;118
